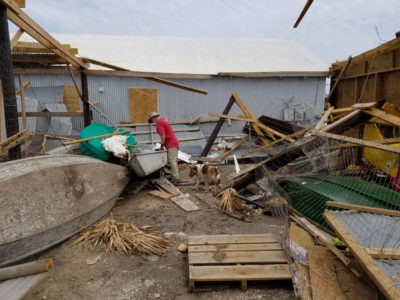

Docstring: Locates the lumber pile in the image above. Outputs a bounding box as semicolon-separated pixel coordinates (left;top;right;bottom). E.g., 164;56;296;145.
199;93;304;163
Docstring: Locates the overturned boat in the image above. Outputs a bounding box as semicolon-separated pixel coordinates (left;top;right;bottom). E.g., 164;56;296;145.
0;154;130;267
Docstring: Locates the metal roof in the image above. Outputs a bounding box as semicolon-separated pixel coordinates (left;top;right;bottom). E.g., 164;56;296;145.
20;34;328;76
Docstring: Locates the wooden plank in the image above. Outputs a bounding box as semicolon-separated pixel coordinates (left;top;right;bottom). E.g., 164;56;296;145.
331;38;400;71
15;80;30;95
132;127;200;135
230;158;271;180
189;264;291;281
66;64;83;98
14;0;25;7
312;130;400;154
241;126;311;158
288;223;313;300
10;27;23;49
18;74;27;130
201;95;235;157
291;215;334;246
12;41;78;54
169;194;200;212
320;109;361;132
365;248;400;259
200;137;246;162
289;223;314;250
189;250;288;265
325;201;400;217
315;106;334;131
148;190;173;200
256;122;295;142
232;92;272;146
208;112;254;123
151;178;181;196
188;234;278;246
129;88;158;123
189;243;282;253
81;57;208;95
326;56;352;101
0;129;28;153
5;6;87;69
382;102;400;117
18;112;83;117
322;107;353;115
323;210;400;300
363;107;400;127
352;102;378;109
62;130;131;146
308;246;376;300
293;0;313;28
291;216;357;277
138;137;203;144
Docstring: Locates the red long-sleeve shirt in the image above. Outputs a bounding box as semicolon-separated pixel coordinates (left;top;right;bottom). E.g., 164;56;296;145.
156;118;179;148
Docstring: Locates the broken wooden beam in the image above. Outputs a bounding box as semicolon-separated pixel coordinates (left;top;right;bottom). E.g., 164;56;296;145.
201;95;236;157
325;201;400;217
326;56;352;101
232;92;273;145
293;0;313;28
315;106;334;131
323;210;400;300
208;112;253;123
81;56;207;95
0;129;28;153
312;130;400;154
62;130;131;146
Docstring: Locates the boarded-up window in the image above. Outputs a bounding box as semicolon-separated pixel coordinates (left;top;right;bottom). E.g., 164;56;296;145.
129;88;158;123
63;86;80;112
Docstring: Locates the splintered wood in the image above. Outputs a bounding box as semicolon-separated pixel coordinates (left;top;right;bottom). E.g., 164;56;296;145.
187;233;291;291
151;178;200;211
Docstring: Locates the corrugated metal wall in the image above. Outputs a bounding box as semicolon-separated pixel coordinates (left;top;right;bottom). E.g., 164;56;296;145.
14;73;325;136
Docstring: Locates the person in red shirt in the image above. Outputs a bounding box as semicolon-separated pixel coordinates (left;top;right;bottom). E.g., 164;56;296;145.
148;112;180;184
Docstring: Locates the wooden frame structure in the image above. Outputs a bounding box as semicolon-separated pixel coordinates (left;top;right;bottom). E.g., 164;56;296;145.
329;34;400;108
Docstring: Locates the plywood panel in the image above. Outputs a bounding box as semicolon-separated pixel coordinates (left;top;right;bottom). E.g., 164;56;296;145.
129;88;158;123
383;72;400;106
63;86;80;112
308;246;376;300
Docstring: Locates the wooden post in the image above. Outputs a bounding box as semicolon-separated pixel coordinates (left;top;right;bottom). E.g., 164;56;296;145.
80;72;91;127
326;56;352;102
0;4;21;159
200;95;235;157
18;74;27;130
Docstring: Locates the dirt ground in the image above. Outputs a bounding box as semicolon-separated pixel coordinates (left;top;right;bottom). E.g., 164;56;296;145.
23;164;294;300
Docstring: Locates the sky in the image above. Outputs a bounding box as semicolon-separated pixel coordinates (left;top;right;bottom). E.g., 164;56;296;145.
8;0;400;67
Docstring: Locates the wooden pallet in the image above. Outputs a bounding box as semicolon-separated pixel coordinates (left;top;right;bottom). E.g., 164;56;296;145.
188;234;291;291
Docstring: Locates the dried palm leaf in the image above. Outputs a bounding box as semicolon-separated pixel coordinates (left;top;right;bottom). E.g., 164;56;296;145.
72;215;172;256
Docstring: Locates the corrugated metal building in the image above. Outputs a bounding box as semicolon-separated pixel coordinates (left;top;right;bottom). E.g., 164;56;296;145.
9;35;329;141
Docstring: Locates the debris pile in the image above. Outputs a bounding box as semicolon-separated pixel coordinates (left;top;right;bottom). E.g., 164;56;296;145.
72;215;173;256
